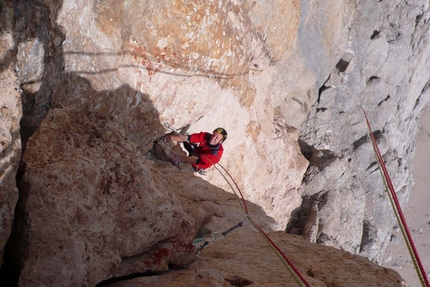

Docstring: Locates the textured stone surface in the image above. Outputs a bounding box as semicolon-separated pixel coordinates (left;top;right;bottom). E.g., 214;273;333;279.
0;0;430;286
13;109;198;286
0;2;21;266
296;0;430;263
104;231;405;287
54;0;315;230
9;108;407;286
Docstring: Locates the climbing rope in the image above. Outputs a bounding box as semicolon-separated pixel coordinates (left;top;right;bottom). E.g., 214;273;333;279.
360;107;430;287
198;154;311;287
155;128;310;286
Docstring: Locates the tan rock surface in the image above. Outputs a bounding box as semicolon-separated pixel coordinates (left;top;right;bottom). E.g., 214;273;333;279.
104;231;405;287
1;0;430;286
53;0;317;230
7;107;404;287
0;4;21;265
15;109;194;286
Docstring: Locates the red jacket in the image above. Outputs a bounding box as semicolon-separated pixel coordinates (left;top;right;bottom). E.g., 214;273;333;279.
188;132;223;170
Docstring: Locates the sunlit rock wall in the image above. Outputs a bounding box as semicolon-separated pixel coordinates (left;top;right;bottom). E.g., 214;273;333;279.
0;4;21;266
1;0;429;285
296;0;430;263
52;0;430;264
53;0;355;231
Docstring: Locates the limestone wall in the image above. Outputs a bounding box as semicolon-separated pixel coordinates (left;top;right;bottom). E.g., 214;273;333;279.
1;0;429;285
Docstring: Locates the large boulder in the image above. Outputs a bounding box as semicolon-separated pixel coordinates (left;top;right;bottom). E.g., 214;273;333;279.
1;0;430;285
12;109;196;286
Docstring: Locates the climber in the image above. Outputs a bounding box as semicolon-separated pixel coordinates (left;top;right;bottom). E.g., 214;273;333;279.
162;127;227;172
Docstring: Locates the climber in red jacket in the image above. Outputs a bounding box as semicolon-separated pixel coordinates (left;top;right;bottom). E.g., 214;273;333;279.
162;127;227;172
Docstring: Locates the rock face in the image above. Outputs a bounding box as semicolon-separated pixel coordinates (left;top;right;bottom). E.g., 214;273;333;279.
53;0;314;231
104;232;404;287
1;0;429;286
296;0;430;263
0;4;21;267
8;110;406;286
13;109;199;286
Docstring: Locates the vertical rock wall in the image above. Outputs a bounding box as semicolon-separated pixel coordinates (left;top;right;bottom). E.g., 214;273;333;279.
52;0;358;231
296;0;430;262
51;0;430;264
0;0;429;285
0;3;21;266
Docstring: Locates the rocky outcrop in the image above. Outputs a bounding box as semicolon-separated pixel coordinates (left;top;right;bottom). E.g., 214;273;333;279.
104;232;404;287
1;0;430;285
9;109;406;286
296;0;430;263
53;0;315;231
0;4;21;267
54;0;430;263
11;108;199;286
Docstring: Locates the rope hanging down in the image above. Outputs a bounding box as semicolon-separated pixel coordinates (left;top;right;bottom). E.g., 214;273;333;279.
199;154;311;287
155;128;310;287
360;107;430;287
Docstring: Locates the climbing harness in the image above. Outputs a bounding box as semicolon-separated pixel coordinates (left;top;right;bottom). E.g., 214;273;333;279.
360;107;430;287
193;215;250;255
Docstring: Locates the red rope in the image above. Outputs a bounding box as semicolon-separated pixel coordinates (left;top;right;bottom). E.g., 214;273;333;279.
360;107;430;287
253;223;312;287
212;158;311;287
215;162;249;214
